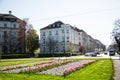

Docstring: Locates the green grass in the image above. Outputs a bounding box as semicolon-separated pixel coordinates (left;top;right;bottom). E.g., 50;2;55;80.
66;59;113;80
0;59;113;80
0;58;51;67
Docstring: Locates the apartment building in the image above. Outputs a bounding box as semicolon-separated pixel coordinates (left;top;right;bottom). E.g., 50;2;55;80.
40;21;79;54
87;35;95;52
95;39;106;52
0;11;26;53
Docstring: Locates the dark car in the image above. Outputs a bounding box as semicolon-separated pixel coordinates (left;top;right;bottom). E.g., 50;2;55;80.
104;52;108;55
109;50;115;56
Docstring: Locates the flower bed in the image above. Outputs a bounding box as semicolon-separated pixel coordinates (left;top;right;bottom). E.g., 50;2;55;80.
2;59;73;73
21;60;73;73
0;60;53;71
38;60;96;76
63;60;96;76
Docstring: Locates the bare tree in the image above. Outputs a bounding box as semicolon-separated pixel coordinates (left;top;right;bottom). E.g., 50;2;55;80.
112;19;120;59
23;18;39;57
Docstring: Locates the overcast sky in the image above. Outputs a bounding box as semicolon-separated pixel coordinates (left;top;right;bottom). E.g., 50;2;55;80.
0;0;120;47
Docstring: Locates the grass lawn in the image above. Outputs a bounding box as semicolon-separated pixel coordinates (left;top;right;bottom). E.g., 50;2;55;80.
0;59;113;80
0;58;51;67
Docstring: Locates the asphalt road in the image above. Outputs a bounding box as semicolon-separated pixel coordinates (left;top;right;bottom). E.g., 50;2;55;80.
56;53;120;60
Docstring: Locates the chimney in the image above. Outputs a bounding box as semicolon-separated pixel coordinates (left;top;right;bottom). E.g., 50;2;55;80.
9;11;12;15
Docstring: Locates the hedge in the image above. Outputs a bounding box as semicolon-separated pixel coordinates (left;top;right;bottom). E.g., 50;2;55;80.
0;53;30;59
38;52;71;57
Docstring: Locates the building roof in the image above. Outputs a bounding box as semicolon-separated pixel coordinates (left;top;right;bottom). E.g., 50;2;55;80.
40;21;64;30
0;13;22;22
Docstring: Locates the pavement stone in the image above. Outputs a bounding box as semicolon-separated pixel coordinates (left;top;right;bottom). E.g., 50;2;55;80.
113;59;120;80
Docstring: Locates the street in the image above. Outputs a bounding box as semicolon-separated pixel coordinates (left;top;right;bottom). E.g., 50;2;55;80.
70;53;120;59
54;52;120;60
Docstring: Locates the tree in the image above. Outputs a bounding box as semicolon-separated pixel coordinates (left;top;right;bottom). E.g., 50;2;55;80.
68;43;75;56
46;36;56;57
112;19;120;59
26;28;39;57
79;45;85;54
17;20;26;53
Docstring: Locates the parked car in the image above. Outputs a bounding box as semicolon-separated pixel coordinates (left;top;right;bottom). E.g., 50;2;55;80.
96;52;100;55
85;52;97;57
85;52;92;56
109;50;115;56
91;52;97;57
104;52;108;55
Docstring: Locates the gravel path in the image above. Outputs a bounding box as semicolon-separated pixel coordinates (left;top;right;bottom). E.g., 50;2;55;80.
37;60;87;76
113;60;120;80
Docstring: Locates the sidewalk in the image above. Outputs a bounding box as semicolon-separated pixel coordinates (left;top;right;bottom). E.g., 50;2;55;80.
113;59;120;80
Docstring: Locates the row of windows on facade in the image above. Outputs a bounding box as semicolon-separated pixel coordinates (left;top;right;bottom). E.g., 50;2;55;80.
0;23;18;28
42;29;69;36
42;37;70;44
0;17;17;22
0;38;17;43
0;31;17;38
42;46;66;52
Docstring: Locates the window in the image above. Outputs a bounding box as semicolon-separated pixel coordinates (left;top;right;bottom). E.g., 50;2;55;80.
10;18;16;22
57;23;60;27
43;47;45;52
13;31;17;37
62;37;65;42
43;32;45;36
56;38;58;43
49;31;52;35
63;46;65;51
43;39;45;44
67;37;69;42
4;23;7;28
56;31;58;35
67;29;69;33
0;32;1;42
62;29;64;33
56;47;59;52
3;31;7;37
53;24;55;27
67;36;69;39
13;24;16;28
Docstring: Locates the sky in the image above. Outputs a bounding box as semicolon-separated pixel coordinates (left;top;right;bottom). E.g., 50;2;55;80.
0;0;120;47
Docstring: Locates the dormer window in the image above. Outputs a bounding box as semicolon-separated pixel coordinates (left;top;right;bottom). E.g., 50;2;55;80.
49;25;51;28
53;24;55;27
10;18;16;22
57;23;60;27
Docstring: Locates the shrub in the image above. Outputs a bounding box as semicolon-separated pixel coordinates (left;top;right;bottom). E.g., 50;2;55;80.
1;53;29;59
38;52;71;57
